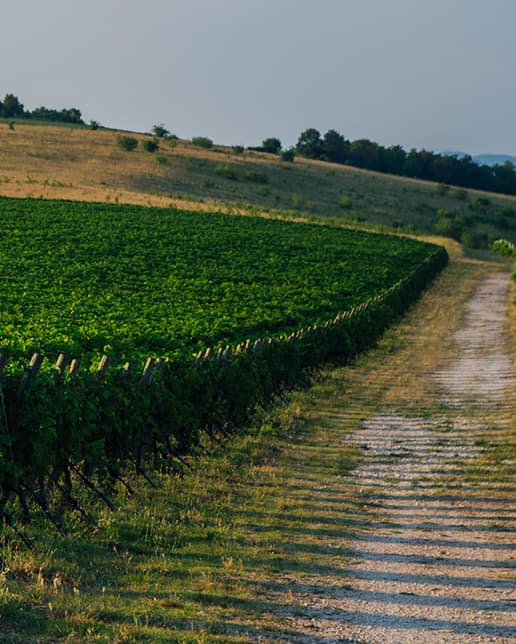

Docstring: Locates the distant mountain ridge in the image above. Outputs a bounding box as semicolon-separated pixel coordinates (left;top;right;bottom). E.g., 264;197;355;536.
440;150;516;167
474;153;516;167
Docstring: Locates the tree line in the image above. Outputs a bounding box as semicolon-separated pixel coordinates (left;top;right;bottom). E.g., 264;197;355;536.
294;128;516;196
3;90;514;197
0;93;84;125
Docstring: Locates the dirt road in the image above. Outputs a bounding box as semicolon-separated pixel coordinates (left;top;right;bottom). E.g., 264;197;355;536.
256;262;515;642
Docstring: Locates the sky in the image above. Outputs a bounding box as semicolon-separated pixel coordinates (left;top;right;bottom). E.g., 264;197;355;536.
1;0;515;155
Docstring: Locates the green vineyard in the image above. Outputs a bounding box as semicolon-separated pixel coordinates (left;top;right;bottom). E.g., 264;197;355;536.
0;196;448;524
0;196;442;366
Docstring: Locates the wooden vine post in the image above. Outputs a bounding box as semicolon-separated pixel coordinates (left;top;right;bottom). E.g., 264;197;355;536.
139;357;155;386
52;353;70;384
69;358;81;377
96;355;111;381
17;352;44;399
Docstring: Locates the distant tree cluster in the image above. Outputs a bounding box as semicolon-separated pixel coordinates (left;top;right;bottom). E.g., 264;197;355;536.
295;128;516;196
0;93;84;124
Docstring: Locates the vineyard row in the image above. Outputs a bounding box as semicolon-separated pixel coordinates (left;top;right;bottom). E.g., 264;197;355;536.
0;246;448;532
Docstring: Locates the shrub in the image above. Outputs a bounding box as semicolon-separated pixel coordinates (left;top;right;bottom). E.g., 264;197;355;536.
8;120;14;131
435;218;462;240
461;229;488;249
232;145;244;154
339;196;352;209
89;120;100;130
192;136;213;149
142;139;160;153
469;197;491;211
155;154;168;165
434;208;463;240
491;238;516;256
436;183;450;195
281;148;296;162
117;135;138;151
262;137;282;154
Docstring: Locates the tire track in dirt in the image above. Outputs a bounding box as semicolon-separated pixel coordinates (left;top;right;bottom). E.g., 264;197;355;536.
262;269;515;643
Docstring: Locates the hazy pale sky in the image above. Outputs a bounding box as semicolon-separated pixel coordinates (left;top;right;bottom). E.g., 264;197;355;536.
2;0;515;154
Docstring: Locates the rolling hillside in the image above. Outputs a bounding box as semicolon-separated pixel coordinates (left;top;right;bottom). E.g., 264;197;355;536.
0;122;514;644
1;121;515;247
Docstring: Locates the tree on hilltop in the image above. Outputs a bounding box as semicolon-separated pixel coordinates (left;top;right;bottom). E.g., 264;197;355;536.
152;123;169;137
322;129;349;163
262;137;282;154
296;128;323;159
1;93;24;117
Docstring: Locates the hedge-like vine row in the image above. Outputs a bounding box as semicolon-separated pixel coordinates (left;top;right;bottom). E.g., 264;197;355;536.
0;245;447;529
